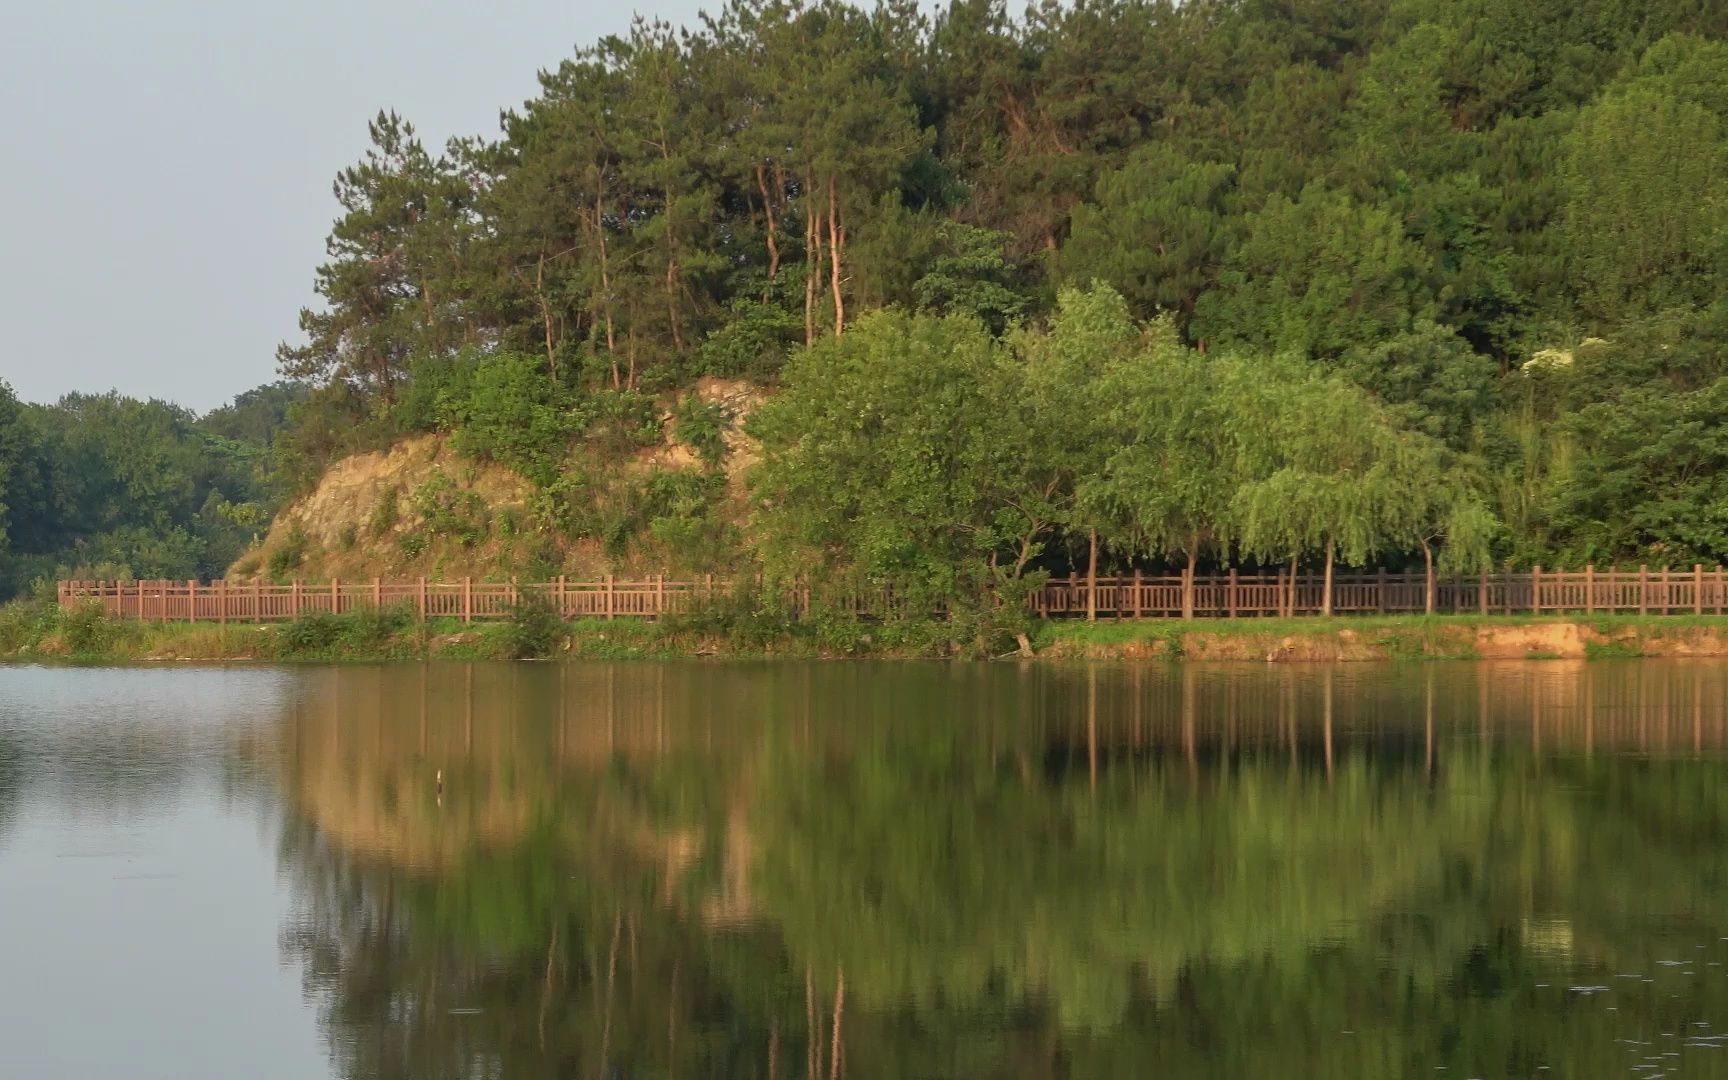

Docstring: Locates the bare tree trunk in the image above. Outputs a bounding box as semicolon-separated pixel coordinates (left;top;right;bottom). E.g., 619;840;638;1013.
1422;541;1436;615
1323;537;1336;618
666;256;684;351
1183;547;1198;620
535;253;557;377
828;179;845;336
804;177;820;345
593;190;619;386
1086;529;1098;622
756;161;781;282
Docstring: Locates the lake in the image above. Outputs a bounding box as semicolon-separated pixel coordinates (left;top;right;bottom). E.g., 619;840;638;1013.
2;660;1727;1078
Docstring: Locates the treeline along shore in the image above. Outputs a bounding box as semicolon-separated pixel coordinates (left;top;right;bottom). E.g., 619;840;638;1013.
5;0;1728;659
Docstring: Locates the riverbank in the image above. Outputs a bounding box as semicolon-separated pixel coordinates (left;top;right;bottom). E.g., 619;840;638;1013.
1038;613;1728;661
7;600;1728;663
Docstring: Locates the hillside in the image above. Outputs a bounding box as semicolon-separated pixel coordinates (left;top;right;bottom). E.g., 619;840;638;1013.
229;378;764;584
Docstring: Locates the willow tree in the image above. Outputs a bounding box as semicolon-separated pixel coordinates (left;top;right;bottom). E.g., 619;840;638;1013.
1232;365;1417;617
1079;319;1237;619
1016;284;1142;618
1386;438;1500;612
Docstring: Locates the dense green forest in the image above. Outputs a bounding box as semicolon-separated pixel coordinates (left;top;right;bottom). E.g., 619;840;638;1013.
0;381;299;597
7;0;1728;606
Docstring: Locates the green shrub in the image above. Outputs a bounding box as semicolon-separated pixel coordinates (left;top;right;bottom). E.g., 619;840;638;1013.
277;612;343;655
496;595;567;659
267;524;310;578
673;394;730;468
583;389;663;457
367;486;401;537
443;351;580;486
410;473;490;547
337;523;359;550
342;603;415;649
695;296;801;381
61;602;121;655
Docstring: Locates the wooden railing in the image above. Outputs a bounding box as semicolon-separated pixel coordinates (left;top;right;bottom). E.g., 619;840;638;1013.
58;565;1728;623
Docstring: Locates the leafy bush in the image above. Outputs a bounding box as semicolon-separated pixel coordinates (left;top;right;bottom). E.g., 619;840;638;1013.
441;351;581;486
277;612;343;654
673;394;730;468
342;603;415;649
267;523;310;578
496;595;566;659
583;389;663;457
410;473;490;547
695;297;802;381
60;601;120;655
367;486;401;537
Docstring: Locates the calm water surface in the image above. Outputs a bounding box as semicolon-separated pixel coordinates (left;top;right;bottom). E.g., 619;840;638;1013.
4;660;1728;1078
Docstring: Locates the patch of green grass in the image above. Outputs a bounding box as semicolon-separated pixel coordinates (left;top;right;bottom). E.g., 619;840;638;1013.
1585;638;1644;659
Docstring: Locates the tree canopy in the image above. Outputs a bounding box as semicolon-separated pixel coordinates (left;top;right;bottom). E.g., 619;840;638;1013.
16;0;1728;601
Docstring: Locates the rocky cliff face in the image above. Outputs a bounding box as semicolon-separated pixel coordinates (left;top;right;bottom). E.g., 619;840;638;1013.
230;378;766;584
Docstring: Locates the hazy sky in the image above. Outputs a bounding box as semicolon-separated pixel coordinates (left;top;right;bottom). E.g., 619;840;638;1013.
0;0;713;413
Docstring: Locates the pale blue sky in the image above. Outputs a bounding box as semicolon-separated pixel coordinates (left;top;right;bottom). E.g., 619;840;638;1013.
0;0;715;412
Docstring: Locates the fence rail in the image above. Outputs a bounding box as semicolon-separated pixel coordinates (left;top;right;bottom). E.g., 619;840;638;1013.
57;565;1728;623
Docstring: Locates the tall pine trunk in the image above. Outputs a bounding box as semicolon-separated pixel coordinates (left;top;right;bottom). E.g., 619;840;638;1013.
756;162;781;282
803;174;820;345
828;179;845;336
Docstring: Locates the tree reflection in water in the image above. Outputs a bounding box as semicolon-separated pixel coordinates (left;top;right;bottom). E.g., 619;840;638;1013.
270;661;1728;1078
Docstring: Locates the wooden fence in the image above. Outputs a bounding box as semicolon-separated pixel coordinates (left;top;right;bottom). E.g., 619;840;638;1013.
58;565;1728;623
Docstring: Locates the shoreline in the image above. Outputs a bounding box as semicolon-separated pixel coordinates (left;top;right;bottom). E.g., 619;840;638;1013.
7;605;1728;664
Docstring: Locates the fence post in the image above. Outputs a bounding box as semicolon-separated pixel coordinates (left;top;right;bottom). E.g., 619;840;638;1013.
1532;565;1542;615
462;577;472;623
605;575;615;620
1375;567;1387;614
185;579;195;621
290;579;301;617
218;579;227;626
331;577;341;616
656;574;666;619
1585;564;1595;614
1719;565;1726;616
373;576;382;610
252;579;261;622
1661;566;1672;615
1478;571;1488;616
1638;565;1648;615
556;575;567;618
509;576;519;608
1132;569;1143;619
1228;568;1238;619
417;576;427;620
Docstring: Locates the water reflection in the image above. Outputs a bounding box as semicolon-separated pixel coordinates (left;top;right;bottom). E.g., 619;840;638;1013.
267;661;1728;1078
